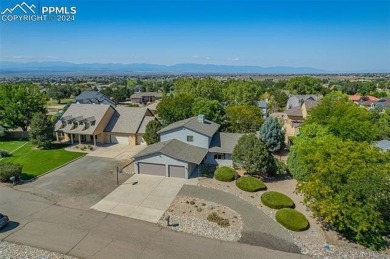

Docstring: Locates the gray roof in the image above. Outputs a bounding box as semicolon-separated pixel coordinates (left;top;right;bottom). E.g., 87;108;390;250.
130;92;162;99
158;116;220;137
287;95;318;109
104;107;154;134
75;91;115;107
209;133;243;154
55;104;113;135
304;99;318;110
286;106;303;117
375;140;390;152
134;139;208;164
256;100;268;109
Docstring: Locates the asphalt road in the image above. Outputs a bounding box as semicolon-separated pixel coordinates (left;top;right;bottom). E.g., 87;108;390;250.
0;184;310;259
15;156;131;209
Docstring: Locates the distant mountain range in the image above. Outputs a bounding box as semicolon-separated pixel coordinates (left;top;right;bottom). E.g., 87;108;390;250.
0;61;331;75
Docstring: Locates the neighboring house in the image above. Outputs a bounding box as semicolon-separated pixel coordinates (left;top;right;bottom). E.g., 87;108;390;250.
286;95;318;110
133;115;242;179
54;103;156;146
376;97;390;110
375;140;390;152
130;92;162;104
256;100;268;118
145;100;160;116
75;91;115;107
348;95;363;104
285;99;318;137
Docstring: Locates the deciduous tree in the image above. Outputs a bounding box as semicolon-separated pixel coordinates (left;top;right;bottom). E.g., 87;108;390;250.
29;112;54;149
225;105;263;133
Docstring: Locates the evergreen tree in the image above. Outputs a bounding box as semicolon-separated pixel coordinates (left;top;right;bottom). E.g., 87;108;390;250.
143;120;162;145
29;112;54;149
259;117;285;152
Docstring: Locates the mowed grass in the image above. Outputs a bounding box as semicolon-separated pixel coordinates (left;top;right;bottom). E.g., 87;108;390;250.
0;140;85;179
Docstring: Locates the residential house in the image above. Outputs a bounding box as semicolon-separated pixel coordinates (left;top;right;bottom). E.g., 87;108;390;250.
375;140;390;152
133;115;242;179
75;91;115;107
130;92;162;104
256;100;268;118
375;97;390;110
285;99;318;137
286;95;318;110
54;103;156;146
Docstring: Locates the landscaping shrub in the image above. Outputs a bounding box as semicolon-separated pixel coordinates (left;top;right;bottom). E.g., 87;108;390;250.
261;191;294;209
235;176;266;192
207;212;230;227
0;149;10;158
275;208;309;231
0;162;22;182
214;167;236;182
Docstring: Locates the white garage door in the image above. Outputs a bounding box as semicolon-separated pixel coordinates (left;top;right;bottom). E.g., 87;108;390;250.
139;163;166;176
110;135;129;144
168;165;185;178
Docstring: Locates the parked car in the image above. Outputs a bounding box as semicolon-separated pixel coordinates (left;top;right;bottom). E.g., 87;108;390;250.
0;213;9;229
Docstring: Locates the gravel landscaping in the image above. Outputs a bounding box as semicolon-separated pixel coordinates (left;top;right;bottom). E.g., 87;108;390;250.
0;241;76;259
158;196;242;241
198;177;389;259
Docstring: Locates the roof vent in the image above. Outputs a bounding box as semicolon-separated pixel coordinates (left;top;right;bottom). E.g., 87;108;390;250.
198;114;205;123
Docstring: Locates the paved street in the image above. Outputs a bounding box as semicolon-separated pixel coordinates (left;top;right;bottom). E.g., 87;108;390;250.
92;175;198;223
15;156;131;209
0;184;310;259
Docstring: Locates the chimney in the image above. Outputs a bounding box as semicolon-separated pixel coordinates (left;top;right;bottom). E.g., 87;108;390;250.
198;114;205;123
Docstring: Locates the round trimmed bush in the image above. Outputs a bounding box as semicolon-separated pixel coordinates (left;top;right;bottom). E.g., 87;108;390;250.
0;149;10;158
261;191;294;209
235;176;266;192
214;167;236;182
275;208;309;231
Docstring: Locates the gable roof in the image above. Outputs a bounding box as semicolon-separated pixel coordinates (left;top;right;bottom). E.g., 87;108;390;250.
287;95;318;109
348;95;362;102
256;100;268;109
158;116;220;137
75;91;115;107
104;107;155;134
55;104;113;135
209;132;243;154
286;106;303;117
134;139;208;164
130;92;162;99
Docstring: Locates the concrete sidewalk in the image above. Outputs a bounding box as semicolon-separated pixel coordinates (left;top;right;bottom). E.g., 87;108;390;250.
92;175;197;223
87;144;146;160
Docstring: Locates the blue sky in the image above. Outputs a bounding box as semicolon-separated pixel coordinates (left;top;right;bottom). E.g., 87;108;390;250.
0;0;389;72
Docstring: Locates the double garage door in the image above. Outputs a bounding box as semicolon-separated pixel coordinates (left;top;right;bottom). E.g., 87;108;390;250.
110;135;129;145
138;162;185;178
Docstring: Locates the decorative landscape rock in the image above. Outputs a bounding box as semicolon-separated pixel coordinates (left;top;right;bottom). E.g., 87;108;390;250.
235;176;266;192
261;191;294;209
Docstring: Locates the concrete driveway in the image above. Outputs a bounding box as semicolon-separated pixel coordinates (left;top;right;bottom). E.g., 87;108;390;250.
87;144;146;160
15;156;131;209
92;175;197;223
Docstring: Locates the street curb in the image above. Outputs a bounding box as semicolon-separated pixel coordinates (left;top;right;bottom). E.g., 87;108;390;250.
21;154;86;183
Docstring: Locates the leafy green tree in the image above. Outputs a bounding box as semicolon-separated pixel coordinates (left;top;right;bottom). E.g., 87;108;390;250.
0;83;47;131
294;137;390;250
222;80;263;105
286;76;324;94
143;120;162;145
29;112;54;149
232;134;275;176
47;85;72;104
259;117;285;152
305;92;380;142
156;94;195;125
174;77;223;101
225;105;263;133
192;98;225;125
271;90;289;112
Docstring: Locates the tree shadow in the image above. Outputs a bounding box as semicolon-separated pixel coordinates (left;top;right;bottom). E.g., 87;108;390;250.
0;221;20;233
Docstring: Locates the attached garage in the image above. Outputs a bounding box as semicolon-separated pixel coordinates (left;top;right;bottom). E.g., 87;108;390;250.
110;135;129;144
138;162;166;176
168;165;185;178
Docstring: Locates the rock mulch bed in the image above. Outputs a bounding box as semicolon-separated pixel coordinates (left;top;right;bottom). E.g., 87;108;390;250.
0;241;76;259
198;177;389;259
158;196;243;242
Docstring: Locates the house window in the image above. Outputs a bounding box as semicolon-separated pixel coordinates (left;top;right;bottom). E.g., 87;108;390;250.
214;153;225;160
187;135;193;142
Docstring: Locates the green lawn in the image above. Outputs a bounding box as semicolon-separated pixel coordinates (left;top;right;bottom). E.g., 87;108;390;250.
0;140;85;179
46;98;74;106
